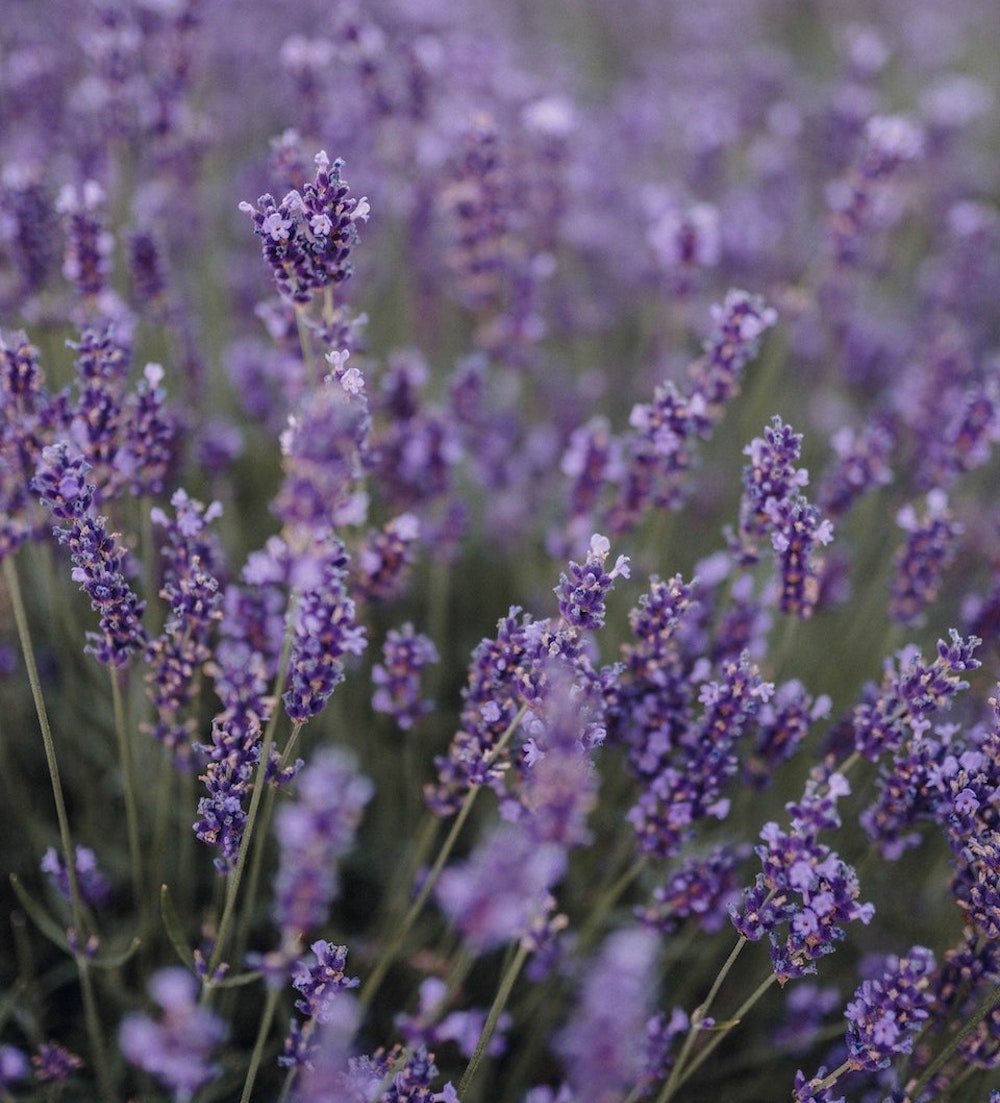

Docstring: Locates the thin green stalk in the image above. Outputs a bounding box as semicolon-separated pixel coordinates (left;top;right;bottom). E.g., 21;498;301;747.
239;984;280;1103
109;669;146;928
655;934;750;1103
459;941;531;1097
4;554;115;1103
359;703;528;1011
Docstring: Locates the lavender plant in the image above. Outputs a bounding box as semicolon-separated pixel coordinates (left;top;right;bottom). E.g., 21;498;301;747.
3;2;1000;1102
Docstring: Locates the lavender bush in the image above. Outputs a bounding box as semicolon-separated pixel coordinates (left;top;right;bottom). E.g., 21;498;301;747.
3;2;1000;1101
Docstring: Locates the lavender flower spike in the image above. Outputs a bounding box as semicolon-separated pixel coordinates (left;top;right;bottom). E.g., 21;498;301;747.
119;968;228;1100
554;533;630;630
32;442;147;666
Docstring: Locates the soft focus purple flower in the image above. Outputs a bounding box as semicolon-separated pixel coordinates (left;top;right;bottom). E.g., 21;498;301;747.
355;512;422;604
31;1041;83;1083
372;622;439;731
40;845;111;908
889;488;962;626
272;747;373;946
555;927;660;1103
32;442;147;667
434;821;566;951
119;968;227;1099
396;977;510;1060
114;360;178;497
0;1045;29;1088
818;418;895;519
639;843;751;934
55;180;115;305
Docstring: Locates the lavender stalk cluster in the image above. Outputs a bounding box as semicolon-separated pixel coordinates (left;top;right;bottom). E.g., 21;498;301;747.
6;3;1000;1103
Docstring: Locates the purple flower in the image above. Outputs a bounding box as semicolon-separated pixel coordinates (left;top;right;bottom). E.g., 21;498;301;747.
119;968;227;1099
283;535;367;724
239;151;369;306
818;418;895;519
372;622;439;731
844;947;936;1070
31;1041;83;1083
56;180;115;304
40;845;111;908
32;442;147;667
290;941;359;1023
114;361;178;497
144;489;224;764
0;1045;29;1089
730;768;874;983
355;512;422;604
554;533;630;631
889;489;962;626
434;821;566;951
851;631;980;761
272;747;373;946
555;927;660;1103
639;843;751;934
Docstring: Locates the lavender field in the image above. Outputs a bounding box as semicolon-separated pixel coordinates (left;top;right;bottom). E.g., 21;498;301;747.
3;1;1000;1100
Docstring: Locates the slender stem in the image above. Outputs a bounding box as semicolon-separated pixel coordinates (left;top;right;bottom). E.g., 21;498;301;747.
908;978;1000;1099
359;704;528;1011
239;985;280;1103
110;669;146;925
4;554;114;1103
459;941;531;1097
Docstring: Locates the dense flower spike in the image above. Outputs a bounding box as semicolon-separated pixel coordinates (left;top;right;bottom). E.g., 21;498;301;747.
119;969;227;1098
372;622;439;731
730;768;874;983
144;490;224;763
239;151;369;305
889;489;963;626
272;747;373;947
554;533;630;630
283;534;367;724
32;442;147;666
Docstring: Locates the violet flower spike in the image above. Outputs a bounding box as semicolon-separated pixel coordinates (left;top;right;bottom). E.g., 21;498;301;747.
32;442;147;667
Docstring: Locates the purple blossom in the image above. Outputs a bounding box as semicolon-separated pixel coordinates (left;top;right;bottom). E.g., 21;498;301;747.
40;845;111;908
272;747;373;946
639;844;751;934
889;489;962;626
434;821;566;951
119;968;227;1099
114;361;178;497
851;631;980;761
355;513;422;604
31;1042;83;1083
844;947;936;1070
554;927;660;1103
239;151;369;306
144;489;224;764
372;622;439;731
730;768;874;983
283;535;367;724
32;442;147;666
55;180;115;304
0;1045;29;1089
818;418;895;519
553;533;630;631
396;977;510;1061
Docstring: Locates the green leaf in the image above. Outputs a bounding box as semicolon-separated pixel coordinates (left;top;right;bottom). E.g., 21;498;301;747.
9;874;70;953
91;937;141;970
160;883;195;968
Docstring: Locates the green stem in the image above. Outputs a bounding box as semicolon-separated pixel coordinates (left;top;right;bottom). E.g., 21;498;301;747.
239;984;280;1103
110;669;146;926
4;555;114;1103
459;941;531;1097
359;704;528;1011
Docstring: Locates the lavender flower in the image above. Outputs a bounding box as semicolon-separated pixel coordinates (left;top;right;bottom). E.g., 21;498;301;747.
290;941;360;1023
31;1042;83;1083
272;747;373;946
730;768;874;983
818;418;895;519
119;968;228;1100
553;533;630;630
55;180;115;304
114;361;177;497
356;513;422;604
32;442;147;666
372;622;439;730
889;489;962;626
40;845;111;908
144;489;224;763
283;534;367;724
0;1046;29;1090
434;821;566;951
554;927;660;1103
844;946;936;1070
239;151;369;306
